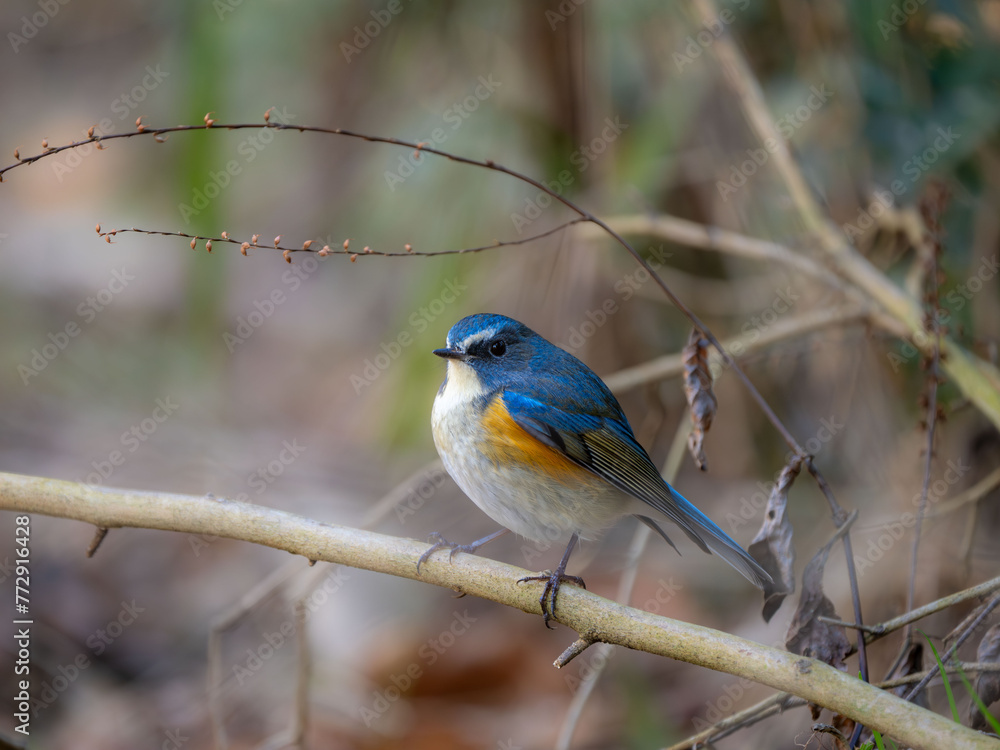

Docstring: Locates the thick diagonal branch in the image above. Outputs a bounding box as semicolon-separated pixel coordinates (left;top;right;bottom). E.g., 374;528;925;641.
0;471;994;750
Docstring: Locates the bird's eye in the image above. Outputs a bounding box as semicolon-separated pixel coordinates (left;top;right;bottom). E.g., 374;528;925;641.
489;339;507;357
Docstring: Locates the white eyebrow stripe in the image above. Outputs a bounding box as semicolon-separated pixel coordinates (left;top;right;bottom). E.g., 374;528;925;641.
454;326;498;350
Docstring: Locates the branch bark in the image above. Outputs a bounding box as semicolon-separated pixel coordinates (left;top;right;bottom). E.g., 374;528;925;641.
1;471;995;750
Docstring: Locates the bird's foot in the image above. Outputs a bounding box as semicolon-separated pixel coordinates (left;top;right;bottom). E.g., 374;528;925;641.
517;569;586;629
417;530;506;573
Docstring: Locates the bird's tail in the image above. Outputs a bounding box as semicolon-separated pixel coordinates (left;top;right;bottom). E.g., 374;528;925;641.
657;485;772;589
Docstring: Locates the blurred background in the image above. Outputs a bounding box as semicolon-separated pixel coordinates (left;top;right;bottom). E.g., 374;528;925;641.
1;1;999;748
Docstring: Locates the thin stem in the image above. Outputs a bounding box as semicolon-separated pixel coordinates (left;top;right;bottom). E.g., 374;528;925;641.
556;420;689;749
903;593;1000;702
859;575;1000;648
97;218;588;259
603;305;874;392
925;466;1000;519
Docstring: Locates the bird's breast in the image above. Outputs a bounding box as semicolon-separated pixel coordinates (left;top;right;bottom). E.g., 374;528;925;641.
476;397;583;484
432;377;625;543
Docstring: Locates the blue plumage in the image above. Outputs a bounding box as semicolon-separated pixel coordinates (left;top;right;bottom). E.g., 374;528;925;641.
428;313;770;625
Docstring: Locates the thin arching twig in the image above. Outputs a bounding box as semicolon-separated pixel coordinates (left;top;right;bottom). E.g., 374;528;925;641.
95;218;589;260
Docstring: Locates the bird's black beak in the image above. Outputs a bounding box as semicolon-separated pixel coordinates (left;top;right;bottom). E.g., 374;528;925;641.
433;347;468;361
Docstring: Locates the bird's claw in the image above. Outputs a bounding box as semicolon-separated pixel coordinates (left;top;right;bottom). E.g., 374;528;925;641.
517;570;586;628
416;532;483;574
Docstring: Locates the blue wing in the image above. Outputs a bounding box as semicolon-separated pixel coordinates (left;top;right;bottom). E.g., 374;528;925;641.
502;389;771;589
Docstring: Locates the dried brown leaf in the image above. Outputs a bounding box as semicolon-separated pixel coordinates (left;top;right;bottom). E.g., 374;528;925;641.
748;458;800;622
969;624;1000;730
785;536;850;671
682;328;717;471
888;642;928;707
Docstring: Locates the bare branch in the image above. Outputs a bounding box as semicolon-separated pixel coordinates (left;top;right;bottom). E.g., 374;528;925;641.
96;219;588;261
603;305;872;393
926;466;1000;519
0;471;996;750
904;593;1000;702
575;213;840;286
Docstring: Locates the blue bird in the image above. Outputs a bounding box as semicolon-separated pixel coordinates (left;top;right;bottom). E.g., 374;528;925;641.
422;313;770;627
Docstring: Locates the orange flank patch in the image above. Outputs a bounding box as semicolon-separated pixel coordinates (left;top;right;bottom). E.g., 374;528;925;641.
478;397;584;483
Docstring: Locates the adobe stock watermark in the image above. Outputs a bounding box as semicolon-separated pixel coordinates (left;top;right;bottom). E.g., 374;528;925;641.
394;468;449;525
222;249;328;353
18;267;136;385
189;439;308;556
178;106;296;223
556;245;673;353
51;64;170;182
384;74;502;191
340;0;406;63
690;639;786;730
31;600;145;717
692;676;757;729
509;116;629;233
81;397;180;488
350;277;467;394
160;728;190;750
564;643;613;693
886;253;999;372
0;556;14;585
725;415;845;533
519;522;569;569
8;0;71;53
672;0;750;71
247;439;306;494
213;0;244;20
564;578;681;691
354;609;477;727
713;285;800;374
716;84;833;201
878;0;929;39
545;0;588;30
227;568;349;687
853;457;971;577
841;125;960;243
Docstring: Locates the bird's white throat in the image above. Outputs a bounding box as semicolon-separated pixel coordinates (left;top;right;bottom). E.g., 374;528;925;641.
437;360;486;407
